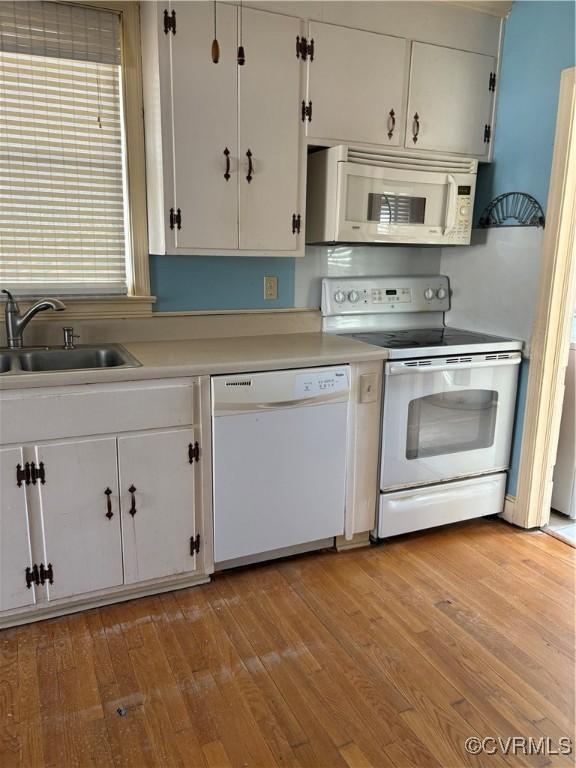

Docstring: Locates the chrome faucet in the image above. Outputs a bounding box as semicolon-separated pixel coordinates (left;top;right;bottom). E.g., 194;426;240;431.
2;289;66;349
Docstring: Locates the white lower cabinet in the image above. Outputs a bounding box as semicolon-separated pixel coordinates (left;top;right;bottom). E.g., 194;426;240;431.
0;447;35;612
0;378;211;626
33;437;123;601
118;428;199;584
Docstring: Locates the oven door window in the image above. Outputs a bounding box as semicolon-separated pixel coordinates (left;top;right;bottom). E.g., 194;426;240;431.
406;389;499;460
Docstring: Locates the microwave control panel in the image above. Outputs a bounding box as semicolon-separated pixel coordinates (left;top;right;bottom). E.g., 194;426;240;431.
322;276;450;315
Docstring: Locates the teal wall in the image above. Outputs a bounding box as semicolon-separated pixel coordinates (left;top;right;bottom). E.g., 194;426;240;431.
475;0;576;222
483;0;575;497
150;255;295;312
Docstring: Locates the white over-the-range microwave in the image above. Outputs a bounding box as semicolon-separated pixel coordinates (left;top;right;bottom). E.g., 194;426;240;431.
306;145;478;246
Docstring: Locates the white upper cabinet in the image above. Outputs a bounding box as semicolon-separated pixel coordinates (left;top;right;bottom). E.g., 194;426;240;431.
306;22;408;147
405;42;496;157
143;3;304;256
170;2;238;251
0;447;35;612
239;9;304;251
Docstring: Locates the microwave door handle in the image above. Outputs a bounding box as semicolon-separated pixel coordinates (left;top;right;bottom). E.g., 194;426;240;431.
444;174;458;234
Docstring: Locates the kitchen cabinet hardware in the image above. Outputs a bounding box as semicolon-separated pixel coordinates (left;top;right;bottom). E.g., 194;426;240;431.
104;487;113;519
412;112;420;143
246;149;254;183
489;72;496;92
188;441;200;463
483;124;492;143
163;8;176;35
296;35;314;61
39;563;53;585
25;565;39;589
223;147;231;180
128;485;137;516
292;214;301;234
16;462;31;487
169;207;182;230
31;461;45;485
387;109;396;139
190;534;201;556
301;100;312;122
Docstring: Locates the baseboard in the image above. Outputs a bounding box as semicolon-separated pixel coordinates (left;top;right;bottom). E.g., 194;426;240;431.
335;531;371;551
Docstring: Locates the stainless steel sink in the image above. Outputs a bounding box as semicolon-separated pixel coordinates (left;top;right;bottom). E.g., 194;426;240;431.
0;345;141;374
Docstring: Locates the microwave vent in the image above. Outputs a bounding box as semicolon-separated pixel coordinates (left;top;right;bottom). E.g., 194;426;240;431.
347;148;477;175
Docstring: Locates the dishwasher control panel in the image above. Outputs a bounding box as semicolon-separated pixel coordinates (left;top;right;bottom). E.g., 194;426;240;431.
295;368;349;398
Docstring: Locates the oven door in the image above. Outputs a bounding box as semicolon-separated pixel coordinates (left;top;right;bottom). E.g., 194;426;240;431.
336;162;470;244
380;353;521;490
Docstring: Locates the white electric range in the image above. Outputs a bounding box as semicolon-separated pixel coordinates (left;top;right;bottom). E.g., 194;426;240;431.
322;275;523;538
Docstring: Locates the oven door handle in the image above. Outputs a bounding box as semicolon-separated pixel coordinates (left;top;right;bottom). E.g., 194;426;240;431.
386;354;521;376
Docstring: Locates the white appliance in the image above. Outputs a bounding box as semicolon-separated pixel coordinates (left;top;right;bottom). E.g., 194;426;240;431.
212;366;350;567
552;342;576;518
322;275;523;538
307;145;477;246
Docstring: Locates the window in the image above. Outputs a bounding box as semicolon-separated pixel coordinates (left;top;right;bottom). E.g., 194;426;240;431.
0;0;149;307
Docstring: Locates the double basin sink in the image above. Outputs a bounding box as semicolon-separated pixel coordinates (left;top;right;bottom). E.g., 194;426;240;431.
0;344;141;374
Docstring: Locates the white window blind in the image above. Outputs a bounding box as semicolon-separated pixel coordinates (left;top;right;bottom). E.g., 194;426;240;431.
0;1;130;295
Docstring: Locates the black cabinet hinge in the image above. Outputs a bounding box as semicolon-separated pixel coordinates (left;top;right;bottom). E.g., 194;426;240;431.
25;562;53;588
169;207;182;230
292;214;301;234
25;564;39;588
484;124;492;143
188;441;200;464
163;9;176;35
489;72;496;92
190;534;200;556
301;100;312;122
296;35;314;61
16;461;45;487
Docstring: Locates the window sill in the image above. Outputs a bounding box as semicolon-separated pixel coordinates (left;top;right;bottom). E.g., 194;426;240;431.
1;295;155;321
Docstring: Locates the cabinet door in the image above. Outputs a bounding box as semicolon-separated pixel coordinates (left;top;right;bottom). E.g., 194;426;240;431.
118;429;199;584
0;448;35;611
406;42;496;157
306;22;408;147
239;9;304;251
34;438;123;601
169;2;238;250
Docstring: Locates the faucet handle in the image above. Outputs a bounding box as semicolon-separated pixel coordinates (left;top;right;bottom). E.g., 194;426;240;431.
63;327;80;350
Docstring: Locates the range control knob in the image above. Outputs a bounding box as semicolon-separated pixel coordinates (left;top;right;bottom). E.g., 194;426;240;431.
424;288;435;301
334;290;347;304
348;290;361;304
436;287;448;300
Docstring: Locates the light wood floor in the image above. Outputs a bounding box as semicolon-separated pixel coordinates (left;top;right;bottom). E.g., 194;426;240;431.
1;519;575;768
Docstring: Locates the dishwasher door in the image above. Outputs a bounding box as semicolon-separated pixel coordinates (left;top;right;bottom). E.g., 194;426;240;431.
212;366;350;565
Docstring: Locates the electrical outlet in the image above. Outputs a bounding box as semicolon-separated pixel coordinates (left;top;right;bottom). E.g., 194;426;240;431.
264;276;278;300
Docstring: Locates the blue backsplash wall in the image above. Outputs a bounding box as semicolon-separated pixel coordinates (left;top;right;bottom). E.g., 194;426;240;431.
150;255;295;312
475;0;576;221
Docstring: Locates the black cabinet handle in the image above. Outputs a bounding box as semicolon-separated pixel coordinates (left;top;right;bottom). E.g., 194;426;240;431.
128;485;137;517
246;149;253;183
387;109;396;140
104;487;113;520
412;112;420;144
223;147;230;181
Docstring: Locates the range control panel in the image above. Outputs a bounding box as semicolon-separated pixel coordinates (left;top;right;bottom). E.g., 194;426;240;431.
321;276;450;316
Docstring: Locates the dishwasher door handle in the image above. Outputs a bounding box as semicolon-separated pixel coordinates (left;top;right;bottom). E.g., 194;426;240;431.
213;391;348;415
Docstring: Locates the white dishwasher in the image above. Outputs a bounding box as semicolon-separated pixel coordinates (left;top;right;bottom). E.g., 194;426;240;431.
212;366;350;567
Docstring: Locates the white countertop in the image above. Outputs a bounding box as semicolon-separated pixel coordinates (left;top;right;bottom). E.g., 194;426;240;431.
0;333;388;390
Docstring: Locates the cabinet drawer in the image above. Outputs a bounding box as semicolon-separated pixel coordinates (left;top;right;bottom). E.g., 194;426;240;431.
0;379;197;444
